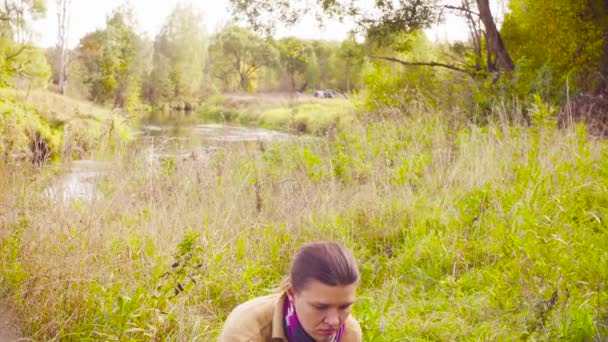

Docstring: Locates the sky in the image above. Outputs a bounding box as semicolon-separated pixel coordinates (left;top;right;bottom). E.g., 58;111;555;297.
30;0;491;49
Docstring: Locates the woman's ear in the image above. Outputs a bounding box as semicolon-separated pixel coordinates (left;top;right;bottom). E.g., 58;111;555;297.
286;283;295;302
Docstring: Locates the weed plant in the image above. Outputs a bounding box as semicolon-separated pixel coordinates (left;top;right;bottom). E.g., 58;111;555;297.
0;89;131;162
0;101;607;341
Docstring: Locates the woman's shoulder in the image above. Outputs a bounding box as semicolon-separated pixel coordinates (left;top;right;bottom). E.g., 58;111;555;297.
217;293;282;341
343;315;363;342
229;293;280;317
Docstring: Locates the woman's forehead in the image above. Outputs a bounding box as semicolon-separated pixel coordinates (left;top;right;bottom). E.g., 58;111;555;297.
298;280;357;302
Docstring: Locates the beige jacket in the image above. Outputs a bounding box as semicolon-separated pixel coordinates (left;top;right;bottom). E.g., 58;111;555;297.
218;293;363;342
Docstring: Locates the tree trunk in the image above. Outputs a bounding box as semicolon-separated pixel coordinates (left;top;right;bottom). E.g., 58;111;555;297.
240;73;248;91
476;0;514;72
289;62;296;92
114;91;125;109
345;63;351;93
58;50;68;94
57;0;71;95
601;35;608;94
58;57;65;94
589;0;608;94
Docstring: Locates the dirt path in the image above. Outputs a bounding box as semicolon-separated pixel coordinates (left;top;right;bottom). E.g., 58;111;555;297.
0;298;21;342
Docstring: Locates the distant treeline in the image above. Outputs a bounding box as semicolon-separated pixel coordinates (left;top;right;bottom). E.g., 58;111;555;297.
41;4;366;111
1;1;607;120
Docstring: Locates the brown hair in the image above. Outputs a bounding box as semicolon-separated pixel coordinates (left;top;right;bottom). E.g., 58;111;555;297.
288;241;359;292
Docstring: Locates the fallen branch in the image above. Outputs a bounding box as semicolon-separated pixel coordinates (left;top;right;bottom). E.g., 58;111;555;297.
368;55;474;77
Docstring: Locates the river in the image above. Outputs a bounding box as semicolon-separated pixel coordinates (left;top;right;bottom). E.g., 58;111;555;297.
45;110;290;202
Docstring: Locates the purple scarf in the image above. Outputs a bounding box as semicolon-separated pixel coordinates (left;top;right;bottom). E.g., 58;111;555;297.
283;296;345;342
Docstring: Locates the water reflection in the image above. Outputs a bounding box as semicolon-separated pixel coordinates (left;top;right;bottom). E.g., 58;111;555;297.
47;110;290;202
44;160;108;202
194;124;289;142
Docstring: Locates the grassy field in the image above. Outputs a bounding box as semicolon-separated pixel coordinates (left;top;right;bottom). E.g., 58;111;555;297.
199;93;356;134
0;99;607;341
0;88;131;162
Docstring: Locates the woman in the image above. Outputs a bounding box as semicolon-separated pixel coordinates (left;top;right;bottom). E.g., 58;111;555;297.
218;241;362;342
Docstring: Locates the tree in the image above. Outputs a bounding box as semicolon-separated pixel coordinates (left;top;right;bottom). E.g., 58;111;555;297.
476;0;513;72
146;3;207;105
362;30;443;110
143;52;172;104
501;0;608;93
75;6;144;109
276;37;308;92
335;34;365;92
304;48;320;90
75;30;104;99
0;0;48;87
230;0;515;75
56;0;71;94
0;37;50;87
310;40;336;89
105;9;143;108
0;0;45;42
208;25;277;92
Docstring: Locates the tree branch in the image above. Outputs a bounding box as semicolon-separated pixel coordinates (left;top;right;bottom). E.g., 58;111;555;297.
244;63;258;77
1;0;12;21
6;45;28;60
368;55;474;77
443;5;480;18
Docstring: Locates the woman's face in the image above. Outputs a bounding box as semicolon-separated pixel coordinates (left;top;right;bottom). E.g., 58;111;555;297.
287;280;358;342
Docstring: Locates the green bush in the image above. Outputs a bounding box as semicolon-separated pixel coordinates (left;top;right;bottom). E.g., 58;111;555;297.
1;98;606;340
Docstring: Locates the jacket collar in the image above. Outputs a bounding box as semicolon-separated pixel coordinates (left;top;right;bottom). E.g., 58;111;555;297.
271;293;288;341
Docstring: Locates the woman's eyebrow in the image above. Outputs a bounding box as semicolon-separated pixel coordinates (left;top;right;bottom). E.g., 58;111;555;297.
310;301;329;307
310;301;354;307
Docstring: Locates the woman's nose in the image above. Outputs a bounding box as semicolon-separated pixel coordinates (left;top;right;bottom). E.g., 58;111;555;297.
324;310;340;326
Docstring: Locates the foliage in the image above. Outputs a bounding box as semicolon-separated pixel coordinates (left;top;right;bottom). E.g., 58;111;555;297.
143;4;208;106
362;31;440;112
208;25;278;92
0;88;130;161
309;40;337;90
229;0;438;38
0;36;50;87
334;34;365;92
1;101;607;340
0;0;46;41
276;37;309;91
255;38;366;93
501;0;608;95
0;0;48;89
199;94;355;134
4;3;608;338
75;6;144;111
254;98;355;134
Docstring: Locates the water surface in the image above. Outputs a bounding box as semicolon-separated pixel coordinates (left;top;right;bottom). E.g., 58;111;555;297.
47;110;290;202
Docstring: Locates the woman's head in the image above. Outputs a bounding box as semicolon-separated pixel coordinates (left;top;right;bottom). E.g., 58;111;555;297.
286;242;359;342
289;241;359;291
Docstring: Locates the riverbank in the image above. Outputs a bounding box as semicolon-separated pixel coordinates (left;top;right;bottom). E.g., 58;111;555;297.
1;102;606;340
0;88;131;163
199;93;356;134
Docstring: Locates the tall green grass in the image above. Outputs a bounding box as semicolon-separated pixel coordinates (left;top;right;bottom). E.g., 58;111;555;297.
0;88;131;162
199;94;355;134
0;102;607;341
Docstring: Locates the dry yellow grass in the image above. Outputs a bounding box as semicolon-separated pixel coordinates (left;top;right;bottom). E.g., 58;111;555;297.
1;105;607;340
